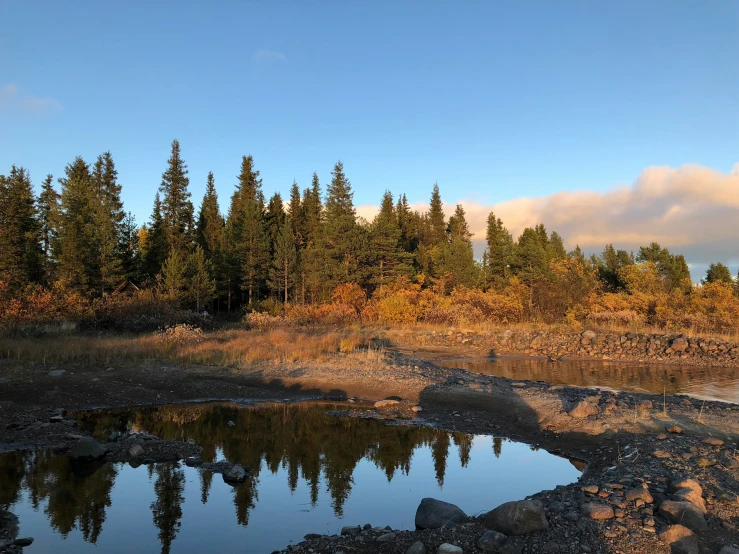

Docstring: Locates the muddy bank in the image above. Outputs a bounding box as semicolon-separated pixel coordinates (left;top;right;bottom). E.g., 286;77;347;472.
1;345;739;553
412;329;739;367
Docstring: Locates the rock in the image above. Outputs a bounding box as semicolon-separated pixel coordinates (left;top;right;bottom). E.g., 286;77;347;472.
69;437;107;459
672;489;706;514
669;479;702;497
625;485;653;504
671;337;689;352
667;426;683;434
48;370;67;377
415;498;467;529
658;501;707;532
227;420;235;427
437;544;463;554
582;330;597;339
0;377;9;384
376;532;396;542
185;457;203;467
129;444;145;457
581;485;598;495
702;437;724;446
406;541;427;554
483;500;549;535
340;525;361;535
13;538;34;547
374;399;400;408
477;530;521;553
222;464;248;483
718;548;739;554
568;401;598;418
411;406;423;413
581;503;614;520
658;525;698;554
654;450;670;459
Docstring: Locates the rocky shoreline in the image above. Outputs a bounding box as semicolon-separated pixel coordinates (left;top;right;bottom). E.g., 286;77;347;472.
1;340;739;553
414;329;739;367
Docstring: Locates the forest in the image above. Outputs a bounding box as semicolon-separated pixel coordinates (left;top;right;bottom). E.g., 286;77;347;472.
2;139;739;335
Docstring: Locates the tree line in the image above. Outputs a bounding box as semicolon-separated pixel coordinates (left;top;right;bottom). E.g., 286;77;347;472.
1;139;736;316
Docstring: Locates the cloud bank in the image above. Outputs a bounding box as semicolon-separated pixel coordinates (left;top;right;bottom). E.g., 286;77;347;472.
252;49;287;63
356;163;739;278
0;84;62;116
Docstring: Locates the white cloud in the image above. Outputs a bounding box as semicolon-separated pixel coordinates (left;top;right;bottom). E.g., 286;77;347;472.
358;162;739;278
251;49;287;63
0;84;62;116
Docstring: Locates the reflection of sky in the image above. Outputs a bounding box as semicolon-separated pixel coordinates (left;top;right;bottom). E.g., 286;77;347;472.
9;436;580;554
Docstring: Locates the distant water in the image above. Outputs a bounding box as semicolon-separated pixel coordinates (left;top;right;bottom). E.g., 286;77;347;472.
436;357;739;403
0;402;581;554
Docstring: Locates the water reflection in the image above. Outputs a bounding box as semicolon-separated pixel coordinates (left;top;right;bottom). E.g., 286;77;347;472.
437;357;739;403
1;402;582;554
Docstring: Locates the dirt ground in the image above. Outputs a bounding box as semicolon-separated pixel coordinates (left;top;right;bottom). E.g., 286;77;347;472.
1;341;739;554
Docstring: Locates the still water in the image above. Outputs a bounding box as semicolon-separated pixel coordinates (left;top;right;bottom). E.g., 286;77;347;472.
436;357;739;404
0;402;581;554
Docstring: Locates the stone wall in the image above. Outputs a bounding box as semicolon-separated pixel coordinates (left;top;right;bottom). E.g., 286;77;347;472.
415;329;739;367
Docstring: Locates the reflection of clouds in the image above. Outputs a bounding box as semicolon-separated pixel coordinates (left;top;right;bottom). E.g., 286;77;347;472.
358;162;739;278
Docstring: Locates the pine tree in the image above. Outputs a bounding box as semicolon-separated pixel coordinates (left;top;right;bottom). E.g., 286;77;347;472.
239;197;270;305
91;152;125;293
432;204;478;288
119;212;142;282
37;174;60;283
301;173;325;303
265;192;286;251
485;212;515;282
159;250;187;301
159;140;194;259
0;166;43;289
269;217;297;303
142;193;167;280
57;157;99;292
702;263;733;286
426;183;446;247
370;191;413;286
188;246;216;312
515;226;548;280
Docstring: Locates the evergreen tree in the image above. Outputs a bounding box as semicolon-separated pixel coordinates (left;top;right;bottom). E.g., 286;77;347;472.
485;212;515;281
239;197;270;305
159;140;194;259
269;217;297;303
547;231;567;261
188;246;216;312
37;173;60;283
265;192;286;251
159;251;187;301
142;193;167;280
426;183;446;247
703;262;733;286
119;212;142;282
91;152;125;293
637;242;691;289
0;166;43;289
370;191;413;286
596;244;633;291
196;172;224;258
432;204;478;288
515;226;548;280
57;157;99;292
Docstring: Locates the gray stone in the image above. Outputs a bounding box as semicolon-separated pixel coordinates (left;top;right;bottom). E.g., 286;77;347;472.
658;525;698;554
483;500;549;535
625;485;653;504
477;530;522;553
341;526;361;536
13;538;34;547
0;378;9;384
658;501;707;532
222;464;248;483
437;544;463;554
69;437;107;459
376;532;396;542
405;542;427;554
374;399;400;408
129;444;145;457
48;370;67;377
568;401;598;418
672;488;706;514
185;457;203;467
581;503;614;520
718;547;739;554
415;498;467;529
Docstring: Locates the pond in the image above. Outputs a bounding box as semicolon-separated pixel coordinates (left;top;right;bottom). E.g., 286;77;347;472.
436;357;739;404
0;402;582;554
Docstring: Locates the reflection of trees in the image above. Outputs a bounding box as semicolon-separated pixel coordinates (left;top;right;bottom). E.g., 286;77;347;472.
0;402;541;552
151;462;185;554
493;437;503;458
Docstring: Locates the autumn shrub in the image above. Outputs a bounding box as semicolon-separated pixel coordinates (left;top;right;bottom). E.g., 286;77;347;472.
243;311;290;330
155;324;204;347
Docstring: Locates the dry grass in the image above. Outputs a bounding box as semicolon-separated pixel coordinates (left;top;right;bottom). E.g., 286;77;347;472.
0;326;385;369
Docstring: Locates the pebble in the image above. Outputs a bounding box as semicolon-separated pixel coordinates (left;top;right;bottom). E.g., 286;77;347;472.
438;544;463;554
405;541;427;554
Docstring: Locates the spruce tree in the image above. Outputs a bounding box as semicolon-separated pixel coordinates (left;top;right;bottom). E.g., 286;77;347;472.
188;246;216;312
142;193;168;280
58;157;99;292
0;166;43;289
239;197;270;305
426;183;446;247
196;172;224;259
119;212;142;282
269;217;297;303
432;204;477;288
159;250;187;301
370;191;413;286
91;152;125;293
159;140;194;259
485;212;515;282
37;173;60;283
265;192;286;251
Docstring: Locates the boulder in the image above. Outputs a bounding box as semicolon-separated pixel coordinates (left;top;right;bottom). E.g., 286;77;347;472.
625;485;653;504
669;479;702;496
483;500;549;535
581;503;614;520
568;401;598;419
437;545;463;554
222;464;248;484
129;444;145;458
374;399;400;408
184;457;203;467
658;501;707;532
671;337;688;352
376;532;396;542
406;542;427;554
658;525;697;554
13;538;34;547
415;498;467;529
672;489;706;514
582;330;597;340
718;548;739;554
341;526;361;536
477;530;522;553
69;437;107;459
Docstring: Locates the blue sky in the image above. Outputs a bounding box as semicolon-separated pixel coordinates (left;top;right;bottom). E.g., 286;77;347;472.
1;0;738;276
